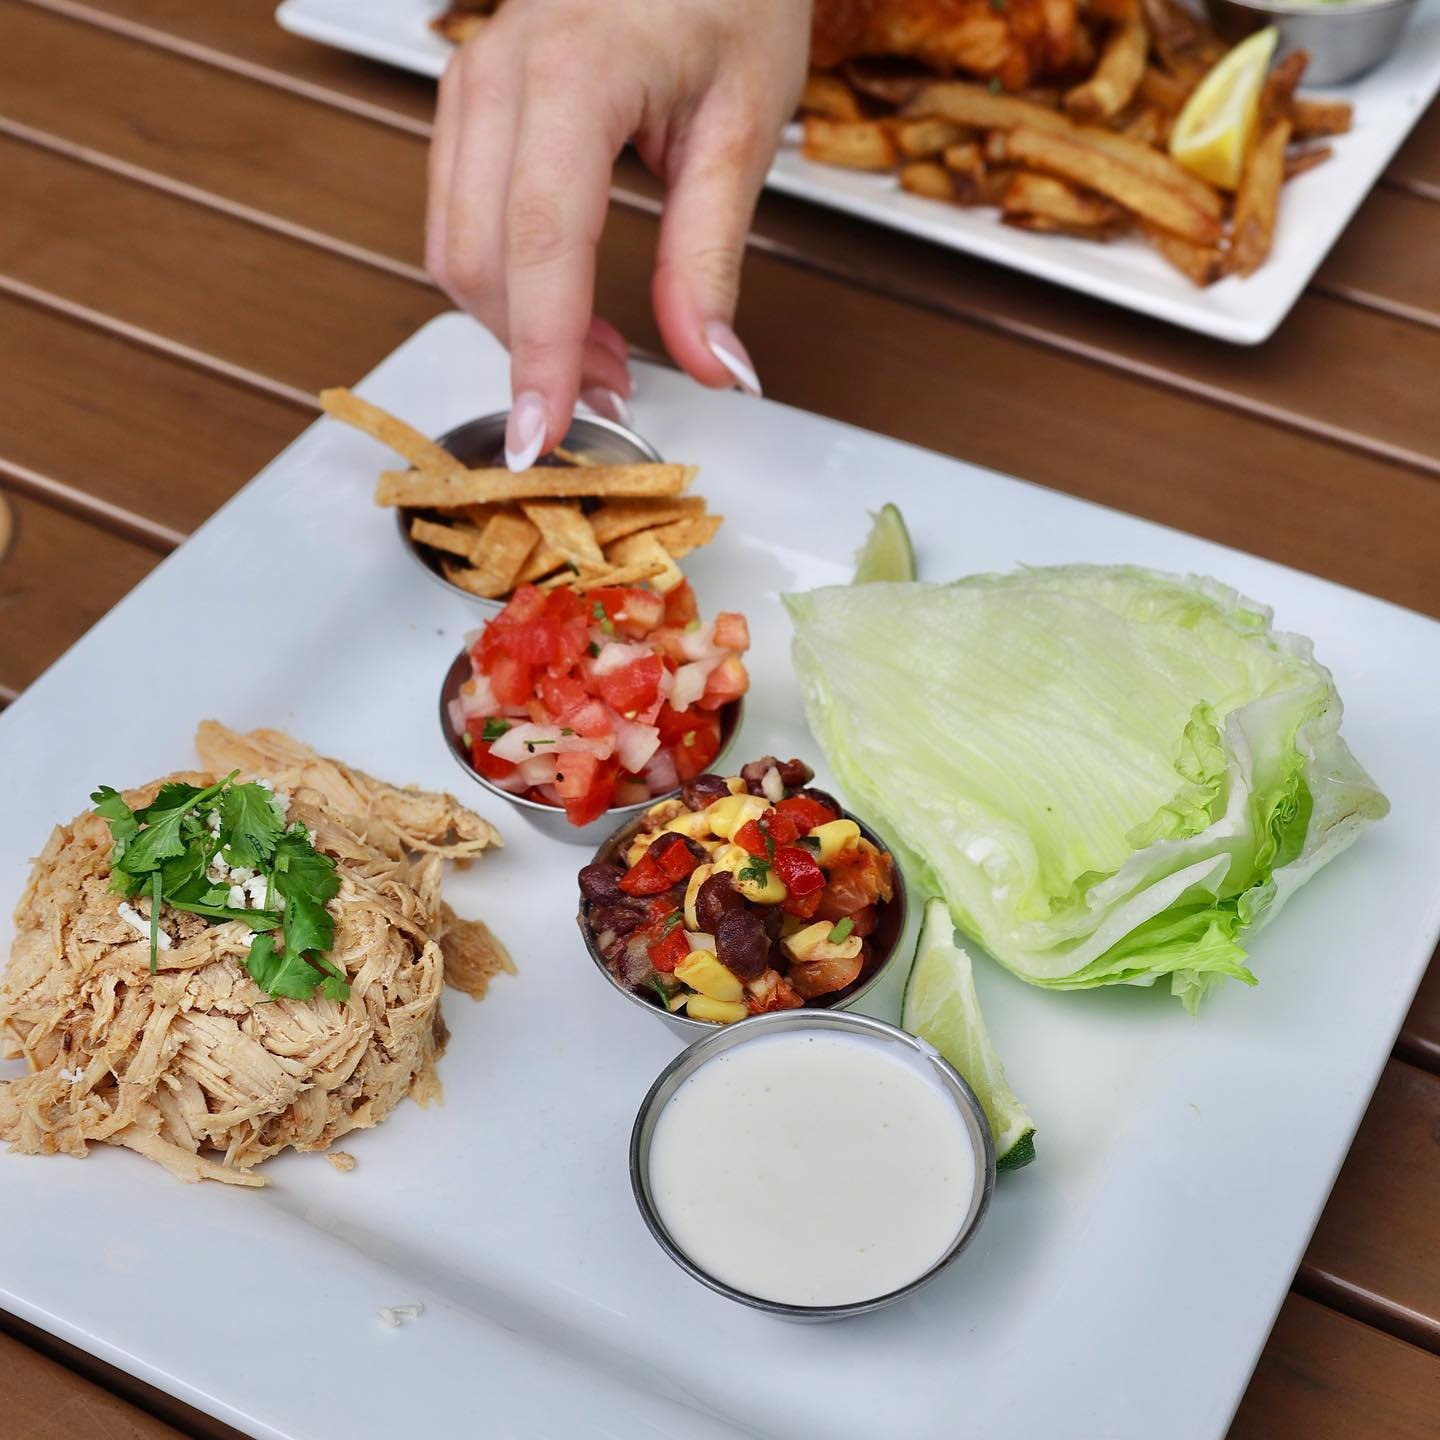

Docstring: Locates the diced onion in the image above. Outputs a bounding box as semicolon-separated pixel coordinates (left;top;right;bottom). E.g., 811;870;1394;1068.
669;659;716;713
519;752;558;787
492;723;615;764
447;698;467;738
687;932;716;952
459;674;499;717
613;715;662;775
644;749;680;796
761;766;785;804
679;622;721;663
592;641;651;676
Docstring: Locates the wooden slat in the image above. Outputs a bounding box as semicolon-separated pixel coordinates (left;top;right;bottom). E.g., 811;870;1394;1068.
1388;103;1440;201
1;1312;242;1440
1229;1295;1440;1440
0;1327;194;1440
0;292;309;541
1315;187;1440;329
1298;1060;1440;1352
0;133;444;398
10;0;1440;473
0;489;158;694
1397;945;1440;1071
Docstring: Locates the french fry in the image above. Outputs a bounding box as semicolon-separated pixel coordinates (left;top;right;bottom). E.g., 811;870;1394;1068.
518;501;606;572
375;462;696;508
841;59;926;109
538;557;668;592
409;518;486;564
1073;124;1223;215
1293;96;1352;139
1040;0;1082;70
319;388;464;477
1284;144;1333;180
1121;106;1165;146
1065;5;1148;122
943;139;985;176
900;160;963;202
1087;0;1137;21
1141;222;1224;285
1138;63;1192;114
1006;126;1221;243
887;116;969;159
800;72;865;121
588;497;707;548
984;129;1012;166
802;116;899;170
1002;171;1129;230
1261;49;1308;123
1229;117;1291;276
902;81;1073;135
977;164;1018;206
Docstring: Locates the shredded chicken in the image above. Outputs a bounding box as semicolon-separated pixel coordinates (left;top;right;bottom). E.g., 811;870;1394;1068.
0;724;509;1187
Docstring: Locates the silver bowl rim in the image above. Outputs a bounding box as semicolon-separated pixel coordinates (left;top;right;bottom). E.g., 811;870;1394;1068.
578;793;909;1035
437;646;745;832
398;409;665;608
1203;0;1419;18
629;1008;997;1319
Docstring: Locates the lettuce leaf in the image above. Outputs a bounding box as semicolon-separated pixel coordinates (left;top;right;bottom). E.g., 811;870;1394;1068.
785;565;1388;1011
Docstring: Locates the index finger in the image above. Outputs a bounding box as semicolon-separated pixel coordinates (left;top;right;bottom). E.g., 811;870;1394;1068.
503;72;624;465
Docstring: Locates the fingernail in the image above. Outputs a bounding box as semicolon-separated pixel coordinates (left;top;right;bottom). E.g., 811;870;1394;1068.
578;387;634;427
703;321;762;397
505;390;546;471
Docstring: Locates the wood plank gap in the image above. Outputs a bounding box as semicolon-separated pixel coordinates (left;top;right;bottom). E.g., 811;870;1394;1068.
1318;281;1440;335
1383;175;1440;206
13;0;432;137
0;460;184;552
0;114;432;287
1293;1266;1440;1359
0;274;320;410
1394;1027;1439;1073
0;682;16;706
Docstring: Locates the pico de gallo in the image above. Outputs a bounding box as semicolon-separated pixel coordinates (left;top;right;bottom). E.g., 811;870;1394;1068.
450;580;751;826
579;757;898;1025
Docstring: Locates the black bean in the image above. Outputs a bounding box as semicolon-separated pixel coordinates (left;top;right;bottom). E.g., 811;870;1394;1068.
714;907;771;982
648;832;707;871
681;774;731;811
586;902;644;939
739;756;781;796
777;758;814;788
694;871;743;934
578;863;626;905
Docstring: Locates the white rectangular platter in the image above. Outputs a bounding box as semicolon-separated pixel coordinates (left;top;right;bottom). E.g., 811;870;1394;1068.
274;0;1440;343
2;312;1439;1440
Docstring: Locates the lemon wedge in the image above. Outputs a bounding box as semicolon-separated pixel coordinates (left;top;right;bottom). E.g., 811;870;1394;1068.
1170;27;1278;191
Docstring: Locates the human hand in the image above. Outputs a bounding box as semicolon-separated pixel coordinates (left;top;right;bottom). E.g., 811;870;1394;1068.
426;0;812;469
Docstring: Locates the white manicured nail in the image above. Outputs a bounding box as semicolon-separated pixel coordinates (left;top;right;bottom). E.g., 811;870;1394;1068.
703;321;762;397
579;387;634;427
505;390;546;471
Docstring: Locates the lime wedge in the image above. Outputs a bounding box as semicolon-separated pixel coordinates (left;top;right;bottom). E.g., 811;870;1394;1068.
853;503;916;584
903;897;1036;1171
1170;27;1278;191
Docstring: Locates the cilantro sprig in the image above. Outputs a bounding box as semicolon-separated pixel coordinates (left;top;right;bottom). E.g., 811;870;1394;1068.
91;776;348;1003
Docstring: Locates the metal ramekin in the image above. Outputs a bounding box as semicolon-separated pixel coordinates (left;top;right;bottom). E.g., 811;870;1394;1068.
439;647;745;847
1202;0;1421;85
579;799;908;1036
398;409;664;610
630;1009;996;1320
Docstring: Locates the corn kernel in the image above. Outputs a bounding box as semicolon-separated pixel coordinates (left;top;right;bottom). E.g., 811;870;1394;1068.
705;793;767;840
625;831;658;868
811;818;861;864
664;808;713;841
725;776;747;795
782;921;833;963
685;993;750;1025
675;950;744;1003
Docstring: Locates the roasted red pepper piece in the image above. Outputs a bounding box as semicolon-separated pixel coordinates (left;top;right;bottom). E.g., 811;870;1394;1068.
774;795;837;834
618;850;671;896
733;819;770;858
782;886;823;920
651;832;701;882
773;845;826;896
761;809;800;846
647;920;690;973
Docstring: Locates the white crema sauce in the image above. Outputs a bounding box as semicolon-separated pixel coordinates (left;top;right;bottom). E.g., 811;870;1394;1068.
647;1031;978;1307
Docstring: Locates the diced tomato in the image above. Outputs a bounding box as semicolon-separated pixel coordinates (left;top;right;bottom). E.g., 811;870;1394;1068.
774;845;825;896
697;654;748;710
526;698;548;724
488;654;534;708
561;757;619;827
647;921;690;973
538;676;611;738
647;896;678;922
649;627;690;665
542;586;585;624
655;705;722;782
648;834;700;882
774;795;837;834
782;886;823;920
663;581;700;628
761;809;800;846
497;585;547;626
713;612;750;652
597;653;663;714
615;589;664;637
466;732;517;782
497;617;559;665
734;819;770;859
816;850;892;920
553;751;600;800
619;850;672;897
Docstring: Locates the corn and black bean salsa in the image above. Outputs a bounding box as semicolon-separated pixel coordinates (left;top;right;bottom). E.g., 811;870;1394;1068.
579;758;896;1024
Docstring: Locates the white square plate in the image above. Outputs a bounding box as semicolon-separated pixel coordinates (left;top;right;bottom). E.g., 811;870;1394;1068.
3;313;1438;1440
275;0;1440;342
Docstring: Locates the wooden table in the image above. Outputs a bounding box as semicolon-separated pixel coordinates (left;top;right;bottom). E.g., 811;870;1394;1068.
0;1;1436;1435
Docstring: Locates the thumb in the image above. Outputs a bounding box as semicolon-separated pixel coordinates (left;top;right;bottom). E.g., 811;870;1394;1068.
650;118;774;396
